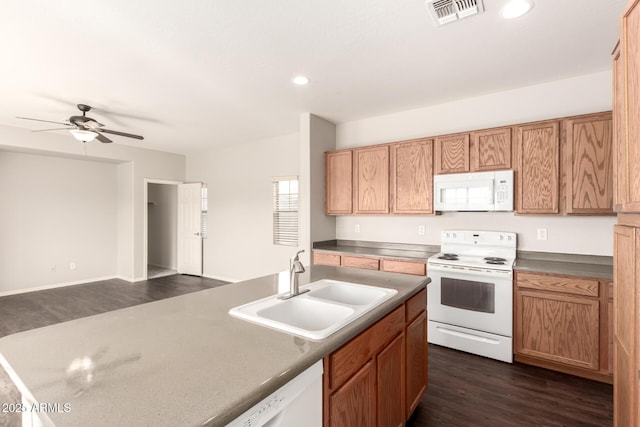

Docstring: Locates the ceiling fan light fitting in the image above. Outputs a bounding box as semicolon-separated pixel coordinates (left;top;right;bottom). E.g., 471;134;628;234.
69;129;98;142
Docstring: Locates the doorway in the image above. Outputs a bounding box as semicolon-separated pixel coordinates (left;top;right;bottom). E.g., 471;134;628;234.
146;181;179;279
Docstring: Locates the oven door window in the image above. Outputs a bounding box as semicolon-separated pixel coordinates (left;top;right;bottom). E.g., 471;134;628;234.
440;277;495;313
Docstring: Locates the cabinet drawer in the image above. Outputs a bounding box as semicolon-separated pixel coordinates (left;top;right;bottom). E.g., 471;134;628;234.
341;255;380;270
381;259;427;276
406;288;427;323
313;252;341;266
328;306;404;390
515;272;599;297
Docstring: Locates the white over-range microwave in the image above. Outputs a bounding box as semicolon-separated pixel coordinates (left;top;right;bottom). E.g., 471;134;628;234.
433;170;514;212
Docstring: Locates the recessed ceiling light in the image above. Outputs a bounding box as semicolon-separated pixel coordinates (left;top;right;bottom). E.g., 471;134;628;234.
500;0;533;19
292;76;310;85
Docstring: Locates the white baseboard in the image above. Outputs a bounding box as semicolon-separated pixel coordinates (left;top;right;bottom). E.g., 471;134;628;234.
0;275;119;297
116;275;135;283
202;273;238;283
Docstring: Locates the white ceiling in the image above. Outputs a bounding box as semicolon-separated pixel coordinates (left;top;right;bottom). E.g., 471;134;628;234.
0;0;627;155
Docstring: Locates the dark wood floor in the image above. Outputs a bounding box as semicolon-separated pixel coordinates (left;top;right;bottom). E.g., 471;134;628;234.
408;345;613;427
0;276;613;426
0;274;228;338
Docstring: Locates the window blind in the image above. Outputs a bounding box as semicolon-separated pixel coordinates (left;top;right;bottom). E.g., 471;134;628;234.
273;177;299;246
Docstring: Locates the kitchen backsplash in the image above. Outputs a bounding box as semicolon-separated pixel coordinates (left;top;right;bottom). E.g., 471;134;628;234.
336;212;616;256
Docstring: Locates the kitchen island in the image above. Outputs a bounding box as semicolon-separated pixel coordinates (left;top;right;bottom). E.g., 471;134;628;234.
0;265;429;426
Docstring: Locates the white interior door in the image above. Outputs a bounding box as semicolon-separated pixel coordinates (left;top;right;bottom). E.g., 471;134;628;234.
177;182;203;276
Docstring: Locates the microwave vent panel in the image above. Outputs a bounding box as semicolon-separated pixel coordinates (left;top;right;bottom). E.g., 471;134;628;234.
425;0;484;26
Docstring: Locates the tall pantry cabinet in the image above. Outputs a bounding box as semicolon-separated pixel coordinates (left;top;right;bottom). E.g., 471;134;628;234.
613;1;640;426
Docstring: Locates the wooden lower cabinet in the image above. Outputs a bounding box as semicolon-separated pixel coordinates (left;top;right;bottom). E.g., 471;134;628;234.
342;255;380;270
613;224;638;426
329;361;376;427
514;271;613;382
313;251;427;277
313;252;341;267
405;310;427;417
323;290;427;427
377;333;405;427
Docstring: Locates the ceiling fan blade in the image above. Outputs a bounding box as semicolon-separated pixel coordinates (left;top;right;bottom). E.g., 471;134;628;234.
31;127;75;132
16;117;71;126
96;133;113;144
100;128;144;140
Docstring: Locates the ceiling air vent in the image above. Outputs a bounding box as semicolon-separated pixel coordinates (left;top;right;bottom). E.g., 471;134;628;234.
425;0;484;26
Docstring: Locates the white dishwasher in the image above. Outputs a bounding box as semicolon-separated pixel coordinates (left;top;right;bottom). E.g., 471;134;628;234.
227;360;323;427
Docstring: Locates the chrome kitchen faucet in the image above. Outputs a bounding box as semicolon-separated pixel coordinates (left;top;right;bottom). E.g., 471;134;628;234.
279;249;308;300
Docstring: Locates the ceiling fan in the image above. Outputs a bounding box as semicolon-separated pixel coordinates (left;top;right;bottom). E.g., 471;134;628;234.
17;104;144;143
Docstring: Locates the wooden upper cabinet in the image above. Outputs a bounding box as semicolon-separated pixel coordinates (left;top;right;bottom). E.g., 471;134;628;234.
390;138;433;214
471;127;512;171
353;145;390;214
325;150;353;215
613;42;626;212
619;0;640;213
434;133;470;174
515;120;560;214
563;112;613;214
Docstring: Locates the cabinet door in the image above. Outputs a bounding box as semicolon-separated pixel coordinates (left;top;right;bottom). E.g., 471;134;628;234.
515;289;599;370
353;145;389;214
341;255;380;271
515;121;560;213
377;333;405;427
564;113;613;214
405;311;427;418
325;150;353;215
390;139;433;214
613;225;637;427
622;0;640;212
471;127;512;171
313;252;341;266
329;360;376;427
434;133;470;174
609;293;614;375
613;42;626;212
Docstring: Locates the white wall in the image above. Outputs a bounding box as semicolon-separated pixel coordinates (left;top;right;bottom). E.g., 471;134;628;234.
0;125;186;282
335;71;616;256
0;151;118;294
299;113;337;265
147;183;177;269
187;133;300;282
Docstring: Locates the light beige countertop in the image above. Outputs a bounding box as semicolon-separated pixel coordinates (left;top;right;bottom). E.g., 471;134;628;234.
0;266;429;427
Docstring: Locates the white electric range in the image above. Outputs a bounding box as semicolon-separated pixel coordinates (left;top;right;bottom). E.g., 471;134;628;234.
427;230;517;363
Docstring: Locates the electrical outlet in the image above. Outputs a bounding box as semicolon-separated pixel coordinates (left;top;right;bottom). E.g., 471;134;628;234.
49;264;56;272
418;225;426;236
69;262;77;270
354;224;360;233
536;228;548;241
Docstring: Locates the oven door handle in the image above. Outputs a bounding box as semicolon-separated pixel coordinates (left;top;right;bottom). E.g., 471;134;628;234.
436;326;501;344
427;264;512;279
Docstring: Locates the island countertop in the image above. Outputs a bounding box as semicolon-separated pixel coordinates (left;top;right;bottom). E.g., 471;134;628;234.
0;266;429;427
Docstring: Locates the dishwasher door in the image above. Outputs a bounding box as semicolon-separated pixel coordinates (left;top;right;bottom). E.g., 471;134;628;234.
227;360;323;427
